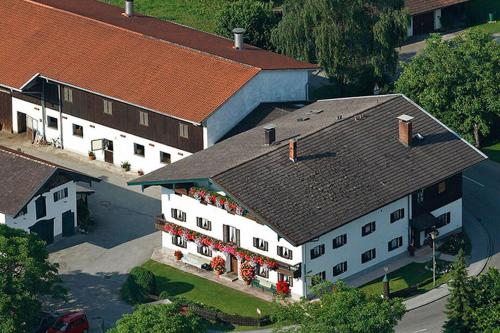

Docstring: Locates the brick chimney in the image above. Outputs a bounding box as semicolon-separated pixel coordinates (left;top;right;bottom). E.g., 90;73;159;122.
124;0;134;17
397;114;414;146
289;139;297;162
264;124;276;145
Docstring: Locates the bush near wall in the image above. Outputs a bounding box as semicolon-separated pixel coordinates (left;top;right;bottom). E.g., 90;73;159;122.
121;267;157;304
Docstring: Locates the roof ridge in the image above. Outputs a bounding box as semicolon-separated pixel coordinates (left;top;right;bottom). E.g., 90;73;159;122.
213;95;400;178
25;0;260;70
0;145;58;169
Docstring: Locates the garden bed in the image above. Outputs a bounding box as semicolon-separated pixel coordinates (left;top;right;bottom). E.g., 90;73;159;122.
438;231;472;255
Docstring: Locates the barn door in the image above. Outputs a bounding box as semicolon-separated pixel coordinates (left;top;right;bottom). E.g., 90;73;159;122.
62;210;75;237
0;90;12;132
30;219;54;245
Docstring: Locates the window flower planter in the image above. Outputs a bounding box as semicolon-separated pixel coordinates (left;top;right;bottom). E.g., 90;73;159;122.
188;187;246;216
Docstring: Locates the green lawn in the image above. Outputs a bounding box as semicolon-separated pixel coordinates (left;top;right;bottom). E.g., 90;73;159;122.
142;260;275;318
360;261;451;297
100;0;227;32
468;20;500;34
483;142;500;163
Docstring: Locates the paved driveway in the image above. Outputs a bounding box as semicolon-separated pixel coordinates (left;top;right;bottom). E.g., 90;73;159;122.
0;133;161;330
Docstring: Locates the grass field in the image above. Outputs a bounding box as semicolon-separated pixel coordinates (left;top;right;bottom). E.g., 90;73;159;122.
360;261;451;297
483;142;500;163
100;0;227;32
143;260;275;318
469;21;500;34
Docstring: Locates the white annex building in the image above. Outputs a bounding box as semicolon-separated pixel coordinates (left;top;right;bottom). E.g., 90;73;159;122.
130;95;486;299
0;146;98;244
0;0;315;174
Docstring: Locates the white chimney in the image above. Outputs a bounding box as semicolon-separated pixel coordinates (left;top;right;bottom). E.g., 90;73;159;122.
125;0;134;17
232;28;246;50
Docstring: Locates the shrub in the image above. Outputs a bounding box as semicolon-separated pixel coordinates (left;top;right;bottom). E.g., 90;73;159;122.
120;161;131;171
121;267;156;304
438;232;472;255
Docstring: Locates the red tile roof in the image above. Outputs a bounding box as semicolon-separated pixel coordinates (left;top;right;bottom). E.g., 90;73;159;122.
34;0;317;71
0;0;310;123
405;0;469;15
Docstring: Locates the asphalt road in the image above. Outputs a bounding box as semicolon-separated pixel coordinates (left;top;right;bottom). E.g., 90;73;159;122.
396;160;500;333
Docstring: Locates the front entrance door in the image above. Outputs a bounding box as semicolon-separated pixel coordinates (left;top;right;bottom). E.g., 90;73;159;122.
230;255;239;273
411;227;421;248
62;210;75;237
104;139;114;164
30;219;54;245
17;112;27;134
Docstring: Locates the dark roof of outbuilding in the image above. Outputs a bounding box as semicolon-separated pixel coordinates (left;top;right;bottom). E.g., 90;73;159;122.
130;95;486;245
0;146;99;217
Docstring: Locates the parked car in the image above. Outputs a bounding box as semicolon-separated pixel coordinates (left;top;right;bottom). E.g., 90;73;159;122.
32;312;57;333
47;312;89;333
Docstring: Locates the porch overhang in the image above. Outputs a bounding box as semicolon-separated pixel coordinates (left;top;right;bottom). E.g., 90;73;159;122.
410;212;437;231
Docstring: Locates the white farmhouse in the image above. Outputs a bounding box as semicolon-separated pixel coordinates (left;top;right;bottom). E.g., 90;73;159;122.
0;146;99;244
129;95;485;299
0;0;316;174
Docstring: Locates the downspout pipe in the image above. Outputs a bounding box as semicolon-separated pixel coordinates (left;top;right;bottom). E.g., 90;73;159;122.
41;80;46;140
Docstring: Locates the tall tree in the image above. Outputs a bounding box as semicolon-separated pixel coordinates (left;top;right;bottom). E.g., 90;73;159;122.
107;303;204;333
272;0;408;96
272;281;405;333
466;268;500;332
444;249;473;332
396;30;500;148
0;225;65;333
215;0;278;49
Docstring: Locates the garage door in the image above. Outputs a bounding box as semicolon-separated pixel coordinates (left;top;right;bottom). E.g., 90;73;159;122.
30;219;54;245
413;12;435;35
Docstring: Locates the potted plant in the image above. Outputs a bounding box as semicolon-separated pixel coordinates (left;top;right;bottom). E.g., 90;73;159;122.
174;250;183;261
138;169;144;176
276;280;290;297
88;151;95;161
210;256;226;276
121;161;131;171
240;260;255;285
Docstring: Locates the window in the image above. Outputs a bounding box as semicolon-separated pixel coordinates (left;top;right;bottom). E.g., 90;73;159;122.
416;189;424;204
47;116;58;129
72;124;83;137
388;236;403;251
139;111;149;127
172;235;187;248
333;261;348;276
18;205;28;217
35;196;46;219
171;208;186;222
310;244;325;259
160;152;171;164
196;217;212;231
436;212;451;228
257;265;269;278
278;272;293;287
277;246;293;260
223;225;240;246
253;237;269;251
197;245;212;257
390;209;405;223
103;100;113;115
361;221;376;236
312;271;326;286
361;248;376;263
63;87;73;103
53;188;69;202
332;234;347;249
179;123;189;139
134;143;145;157
438;181;446;194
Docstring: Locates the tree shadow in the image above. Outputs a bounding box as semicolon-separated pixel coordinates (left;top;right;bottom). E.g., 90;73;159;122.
154;275;194;297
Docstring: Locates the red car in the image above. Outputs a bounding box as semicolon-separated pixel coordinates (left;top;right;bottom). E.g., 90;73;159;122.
47;312;89;333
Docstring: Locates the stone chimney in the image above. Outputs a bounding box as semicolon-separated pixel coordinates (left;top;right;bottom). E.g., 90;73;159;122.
397;114;414;146
264;124;276;145
232;28;246;50
125;0;134;17
289;139;297;162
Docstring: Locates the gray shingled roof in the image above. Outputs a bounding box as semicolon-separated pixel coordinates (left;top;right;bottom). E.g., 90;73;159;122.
130;95;486;245
0;146;99;217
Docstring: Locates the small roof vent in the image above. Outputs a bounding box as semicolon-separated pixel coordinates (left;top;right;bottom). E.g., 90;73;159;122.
308;109;324;115
297;117;310;122
337;115;343;120
414;133;425;140
232;28;246;50
264;124;276;145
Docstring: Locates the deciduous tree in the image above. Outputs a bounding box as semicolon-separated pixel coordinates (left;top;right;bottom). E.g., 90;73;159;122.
396;30;500;148
272;280;405;333
0;225;65;333
272;0;408;96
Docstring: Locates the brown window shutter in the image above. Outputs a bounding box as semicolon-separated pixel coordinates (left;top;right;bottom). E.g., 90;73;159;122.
223;225;229;242
236;229;240;246
171;208;175;219
182;212;186;222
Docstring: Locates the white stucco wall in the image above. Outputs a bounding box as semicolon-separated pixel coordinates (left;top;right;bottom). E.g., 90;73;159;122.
204;69;310;147
407;15;414;37
434;9;442;30
11;98;191;174
302;196;409;293
4;181;77;239
0;213;5;225
160;187;305;298
417;198;462;246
